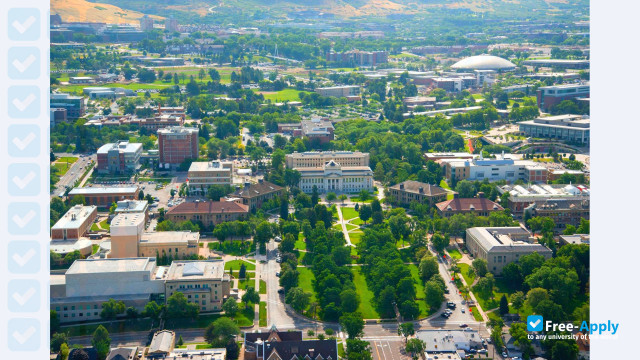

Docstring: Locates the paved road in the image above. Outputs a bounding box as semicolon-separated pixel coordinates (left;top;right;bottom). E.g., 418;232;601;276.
51;154;95;196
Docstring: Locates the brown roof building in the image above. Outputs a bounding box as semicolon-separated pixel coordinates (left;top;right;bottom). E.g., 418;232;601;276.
244;328;337;360
436;194;504;217
388;180;449;206
230;180;284;211
166;201;249;227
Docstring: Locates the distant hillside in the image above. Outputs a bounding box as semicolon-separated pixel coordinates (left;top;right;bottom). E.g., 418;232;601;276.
52;0;587;23
51;0;164;23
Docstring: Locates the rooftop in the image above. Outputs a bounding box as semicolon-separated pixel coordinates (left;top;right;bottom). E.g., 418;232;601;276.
164;349;226;360
69;186;139;196
157;126;199;135
140;231;199;245
188;161;233;172
416;329;482;353
67;258;156;275
51;205;97;230
467;227;552;253
111;213;145;227
500;183;590;198
559;234;590;245
97;141;143;154
166;200;249;215
389;180;448;197
149;330;175;354
115;200;148;213
165;260;226;281
451;55;516;70
436;197;504;212
233;180;283;199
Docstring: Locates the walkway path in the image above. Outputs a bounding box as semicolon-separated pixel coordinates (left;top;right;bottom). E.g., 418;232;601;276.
337;206;355;247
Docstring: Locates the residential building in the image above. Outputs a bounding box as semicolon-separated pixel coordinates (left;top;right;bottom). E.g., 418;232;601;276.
50;93;85;119
326;49;389;66
97;141;143;174
536;83;590;111
68;186;141;207
524;199;590;232
244;328;338;360
389;180;448;206
441;153;548;183
518;114;590;144
157;126;199;166
164;260;232;312
139;15;154;31
286;151;369;168
435;194;504;217
230;180;284;211
559;234;590;246
166;200;250;227
315;85;361;99
148;330;175;358
465;227;552;274
51;205;97;240
50;258;165;323
187;161;234;194
497;183;590;217
106;347;138;360
165;16;179;32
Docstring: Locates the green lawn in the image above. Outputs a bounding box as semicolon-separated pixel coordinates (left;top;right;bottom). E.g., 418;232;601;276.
447;248;462;260
90;223;100;232
225;259;256;271
345;224;358;231
259;301;267;327
99;219;110;231
297;267;318;305
340;207;359;220
471;306;484;321
52;163;72;176
439;179;451;190
473;278;511;312
92;244;99;255
259;88;310;102
349;196;373;203
458;263;476;285
338;343;345;358
350;218;364;226
297;251;306;264
349;231;364;245
351;266;380;319
295;233;307;251
259;280;267;294
208;240;255;256
57;156;78;164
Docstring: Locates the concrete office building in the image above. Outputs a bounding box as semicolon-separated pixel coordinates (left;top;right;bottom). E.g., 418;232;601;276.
50;93;85;119
295;160;374;194
139;15;154;31
51;205;98;240
425;152;478;163
113;200;149;223
68;186;141;207
109;213;146;258
166;200;249;227
441;153;548;183
465;227;552;274
497;183;590;217
299;119;335;144
286;151;369;168
165;260;231;312
230;180;284;211
326;49;388;66
164;349;226;360
50;258;165;323
97;141;143;174
518;115;590;144
187;161;234;194
165;16;179;32
536;83;590;111
389;180;448;206
157;127;199;166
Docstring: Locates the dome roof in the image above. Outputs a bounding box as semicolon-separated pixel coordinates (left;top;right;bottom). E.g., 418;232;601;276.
451;55;516;70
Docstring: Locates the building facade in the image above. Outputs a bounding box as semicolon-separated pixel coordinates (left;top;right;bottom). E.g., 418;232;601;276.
388;180;448;206
523;199;590;232
286;151;369;168
68;186;141;207
187;161;234;194
442;154;548;183
50;93;85;119
230;180;284;211
315;85;361;99
166;200;250;227
96;141;143;174
518;115;590;144
536;83;590;112
165;260;232;312
498;183;590;217
51;205;97;240
465;227;553;274
435;195;504;217
157;126;199;166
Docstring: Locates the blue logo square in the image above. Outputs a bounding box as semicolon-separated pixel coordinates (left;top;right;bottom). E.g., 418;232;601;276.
8;279;40;313
8;318;40;351
8;163;41;196
8;202;40;235
8;86;40;119
527;315;544;331
8;241;40;274
8;124;41;157
8;8;41;41
8;47;40;80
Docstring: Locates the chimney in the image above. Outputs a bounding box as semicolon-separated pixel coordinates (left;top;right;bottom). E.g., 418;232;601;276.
419;187;424;194
453;193;459;199
259;178;264;184
477;192;485;198
399;183;404;190
244;182;251;189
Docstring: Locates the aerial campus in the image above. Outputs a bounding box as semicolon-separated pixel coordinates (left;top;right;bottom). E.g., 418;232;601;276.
48;1;590;360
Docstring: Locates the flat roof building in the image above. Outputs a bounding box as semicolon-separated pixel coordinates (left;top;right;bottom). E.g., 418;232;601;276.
50;93;85;119
299;118;335;144
498;183;589;216
519;114;589;144
158;126;199;166
441;153;548;183
51;205;98;241
416;329;483;354
164;349;226;360
165;260;231;312
97;141;143;174
559;234;590;246
315;85;361;99
148;330;175;358
524;199;589;233
536;83;590;111
286;151;369;168
187;161;234;194
286;151;373;194
68;186;140;207
466;227;552;274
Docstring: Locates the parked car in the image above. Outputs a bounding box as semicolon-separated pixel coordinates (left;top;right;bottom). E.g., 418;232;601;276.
459;324;468;328
276;272;281;277
461;308;465;313
277;288;284;294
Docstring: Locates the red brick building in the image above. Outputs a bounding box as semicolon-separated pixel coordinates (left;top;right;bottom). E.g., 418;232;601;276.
67;187;141;207
166;200;249;227
157;126;199;166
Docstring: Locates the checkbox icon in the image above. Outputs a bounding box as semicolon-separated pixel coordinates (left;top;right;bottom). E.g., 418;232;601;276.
8;163;40;196
8;241;40;274
8;279;40;312
8;125;41;157
8;47;40;80
8;202;40;235
8;318;40;351
527;315;544;331
8;8;40;41
8;86;40;119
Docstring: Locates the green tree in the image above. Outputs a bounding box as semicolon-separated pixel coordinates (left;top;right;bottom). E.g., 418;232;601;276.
204;317;240;347
242;286;261;305
431;232;449;253
419;256;439;282
60;343;70;360
346;339;372;360
51;309;61;335
340;312;365;339
499;294;509;315
51;332;68;352
100;299;125;320
405;338;426;360
340;289;360;313
239;263;247;279
222;297;239;317
285;287;311;312
526;288;550;310
167;292;199;319
177;335;184;347
425;279;445;310
510;291;525;311
454;180;476;198
326;192;337;203
472;258;489;277
398;322;415;342
92;325;111;360
359;204;372;224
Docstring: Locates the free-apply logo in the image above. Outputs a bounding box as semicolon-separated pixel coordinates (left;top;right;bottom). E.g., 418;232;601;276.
527;315;544;331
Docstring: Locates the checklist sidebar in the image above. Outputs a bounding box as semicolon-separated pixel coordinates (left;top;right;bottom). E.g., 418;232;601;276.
1;0;49;357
